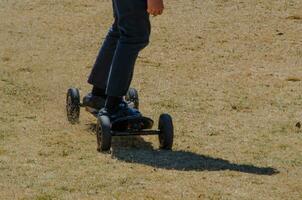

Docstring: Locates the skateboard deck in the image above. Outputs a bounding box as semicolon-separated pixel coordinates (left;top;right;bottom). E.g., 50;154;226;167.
111;115;154;131
86;106;154;131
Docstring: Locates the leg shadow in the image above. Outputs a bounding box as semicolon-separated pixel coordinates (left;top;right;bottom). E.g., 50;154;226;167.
111;137;279;175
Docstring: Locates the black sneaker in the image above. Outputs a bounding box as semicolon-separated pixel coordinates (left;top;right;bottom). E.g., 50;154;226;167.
98;101;141;121
82;93;106;110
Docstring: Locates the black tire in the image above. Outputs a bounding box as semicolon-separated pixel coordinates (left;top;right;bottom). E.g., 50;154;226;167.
66;88;80;124
126;88;139;109
158;114;174;150
96;115;112;152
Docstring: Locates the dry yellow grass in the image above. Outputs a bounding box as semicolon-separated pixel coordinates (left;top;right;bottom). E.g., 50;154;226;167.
1;0;302;199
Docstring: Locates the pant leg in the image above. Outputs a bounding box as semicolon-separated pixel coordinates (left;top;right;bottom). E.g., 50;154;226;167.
88;1;120;90
106;0;150;97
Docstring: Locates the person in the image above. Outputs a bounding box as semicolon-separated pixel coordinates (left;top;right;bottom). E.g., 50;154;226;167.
83;0;164;119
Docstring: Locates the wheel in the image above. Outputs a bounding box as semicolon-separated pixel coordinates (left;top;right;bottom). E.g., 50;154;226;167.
125;88;139;109
158;114;174;150
96;115;112;152
66;88;80;124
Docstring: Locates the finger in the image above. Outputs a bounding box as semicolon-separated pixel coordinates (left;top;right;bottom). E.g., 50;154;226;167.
152;9;161;16
147;8;156;15
150;10;158;16
149;9;157;16
152;10;159;16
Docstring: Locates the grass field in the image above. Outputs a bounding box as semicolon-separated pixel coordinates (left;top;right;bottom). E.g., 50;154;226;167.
0;0;302;199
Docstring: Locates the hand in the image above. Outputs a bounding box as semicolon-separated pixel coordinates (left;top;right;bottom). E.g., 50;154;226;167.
147;0;164;16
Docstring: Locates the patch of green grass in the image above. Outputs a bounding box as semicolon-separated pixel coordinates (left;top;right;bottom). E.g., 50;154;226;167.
34;194;55;200
281;158;302;167
152;99;180;109
57;186;76;193
0;133;4;140
278;144;289;150
61;150;69;157
206;191;224;200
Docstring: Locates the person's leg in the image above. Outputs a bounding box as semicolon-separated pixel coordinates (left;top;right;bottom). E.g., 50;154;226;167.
106;0;150;98
83;1;119;110
87;1;120;92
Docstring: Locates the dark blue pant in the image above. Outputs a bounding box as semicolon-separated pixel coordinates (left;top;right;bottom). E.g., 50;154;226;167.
88;0;150;97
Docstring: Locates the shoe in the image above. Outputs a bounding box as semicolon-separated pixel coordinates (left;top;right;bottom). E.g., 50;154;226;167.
98;101;141;121
82;93;106;110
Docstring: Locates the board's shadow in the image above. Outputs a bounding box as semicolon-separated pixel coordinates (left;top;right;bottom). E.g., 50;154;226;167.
111;136;279;175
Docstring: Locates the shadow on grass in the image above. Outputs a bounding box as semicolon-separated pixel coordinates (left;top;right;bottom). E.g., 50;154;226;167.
86;123;97;133
111;136;279;175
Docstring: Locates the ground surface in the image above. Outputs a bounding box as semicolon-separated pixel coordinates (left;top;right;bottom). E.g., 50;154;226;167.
0;0;302;199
